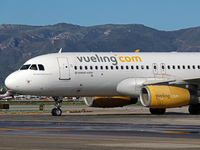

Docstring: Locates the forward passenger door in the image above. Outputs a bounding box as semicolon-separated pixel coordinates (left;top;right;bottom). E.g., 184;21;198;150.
57;57;71;80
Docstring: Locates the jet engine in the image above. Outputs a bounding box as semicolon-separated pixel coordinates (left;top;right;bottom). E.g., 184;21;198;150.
140;85;198;108
84;96;137;108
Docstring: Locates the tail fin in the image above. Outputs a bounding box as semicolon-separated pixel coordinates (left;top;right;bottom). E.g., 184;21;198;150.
0;90;12;98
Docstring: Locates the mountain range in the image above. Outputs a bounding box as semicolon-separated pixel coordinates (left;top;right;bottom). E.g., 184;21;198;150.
1;23;200;85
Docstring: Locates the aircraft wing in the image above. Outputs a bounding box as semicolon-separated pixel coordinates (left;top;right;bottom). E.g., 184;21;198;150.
183;77;200;84
143;77;200;87
142;79;176;85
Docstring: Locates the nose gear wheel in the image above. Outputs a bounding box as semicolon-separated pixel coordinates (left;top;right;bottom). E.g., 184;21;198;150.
51;108;62;116
51;97;63;116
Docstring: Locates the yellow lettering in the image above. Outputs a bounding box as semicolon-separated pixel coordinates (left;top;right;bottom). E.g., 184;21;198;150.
118;56;142;63
119;56;125;62
125;56;131;62
131;56;142;62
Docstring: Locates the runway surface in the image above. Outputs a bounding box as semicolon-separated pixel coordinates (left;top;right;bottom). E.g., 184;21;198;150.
0;105;200;149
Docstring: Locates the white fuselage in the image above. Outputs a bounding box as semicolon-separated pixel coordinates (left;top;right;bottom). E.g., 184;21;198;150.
5;52;200;97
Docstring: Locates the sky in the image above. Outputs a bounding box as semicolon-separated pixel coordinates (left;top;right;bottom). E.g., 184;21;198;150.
1;0;200;31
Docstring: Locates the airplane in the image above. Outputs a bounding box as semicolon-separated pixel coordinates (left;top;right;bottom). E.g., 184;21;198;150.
4;51;200;116
0;90;12;99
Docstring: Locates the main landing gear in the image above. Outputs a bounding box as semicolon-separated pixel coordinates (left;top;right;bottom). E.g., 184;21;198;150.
149;104;200;115
188;104;200;115
51;97;63;116
149;108;166;115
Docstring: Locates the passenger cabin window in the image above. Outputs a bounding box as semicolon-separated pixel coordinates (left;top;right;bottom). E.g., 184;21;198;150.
131;66;134;69
20;64;31;70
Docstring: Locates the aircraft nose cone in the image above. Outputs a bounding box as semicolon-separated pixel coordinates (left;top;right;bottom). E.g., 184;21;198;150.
5;73;18;91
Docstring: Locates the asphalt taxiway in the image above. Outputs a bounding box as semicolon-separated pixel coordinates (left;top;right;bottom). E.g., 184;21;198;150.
0;106;200;149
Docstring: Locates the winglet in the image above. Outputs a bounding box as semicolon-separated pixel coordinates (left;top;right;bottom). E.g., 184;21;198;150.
58;48;62;53
135;49;140;52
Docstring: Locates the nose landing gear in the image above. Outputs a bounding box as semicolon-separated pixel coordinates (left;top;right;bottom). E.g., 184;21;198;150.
51;97;63;116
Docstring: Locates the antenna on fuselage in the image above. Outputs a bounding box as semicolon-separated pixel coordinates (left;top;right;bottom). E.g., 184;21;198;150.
58;48;62;53
135;49;140;52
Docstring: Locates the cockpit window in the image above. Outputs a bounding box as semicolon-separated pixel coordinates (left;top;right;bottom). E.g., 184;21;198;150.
20;64;45;71
20;64;31;70
30;64;38;70
38;64;45;71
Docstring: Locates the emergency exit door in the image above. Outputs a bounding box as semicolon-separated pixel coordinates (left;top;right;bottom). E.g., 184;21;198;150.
161;63;166;74
57;57;71;80
152;63;158;74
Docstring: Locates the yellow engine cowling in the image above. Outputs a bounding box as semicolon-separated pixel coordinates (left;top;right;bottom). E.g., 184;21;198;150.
140;85;198;108
84;96;137;108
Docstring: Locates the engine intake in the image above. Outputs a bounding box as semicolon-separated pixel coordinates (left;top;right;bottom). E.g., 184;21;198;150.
84;96;137;108
140;85;198;108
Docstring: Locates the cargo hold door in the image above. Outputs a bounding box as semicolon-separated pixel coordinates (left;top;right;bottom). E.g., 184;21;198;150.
57;57;71;80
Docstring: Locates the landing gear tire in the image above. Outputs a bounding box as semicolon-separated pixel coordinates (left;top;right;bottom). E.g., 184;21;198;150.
150;108;166;115
52;97;63;116
189;104;200;115
51;108;62;116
